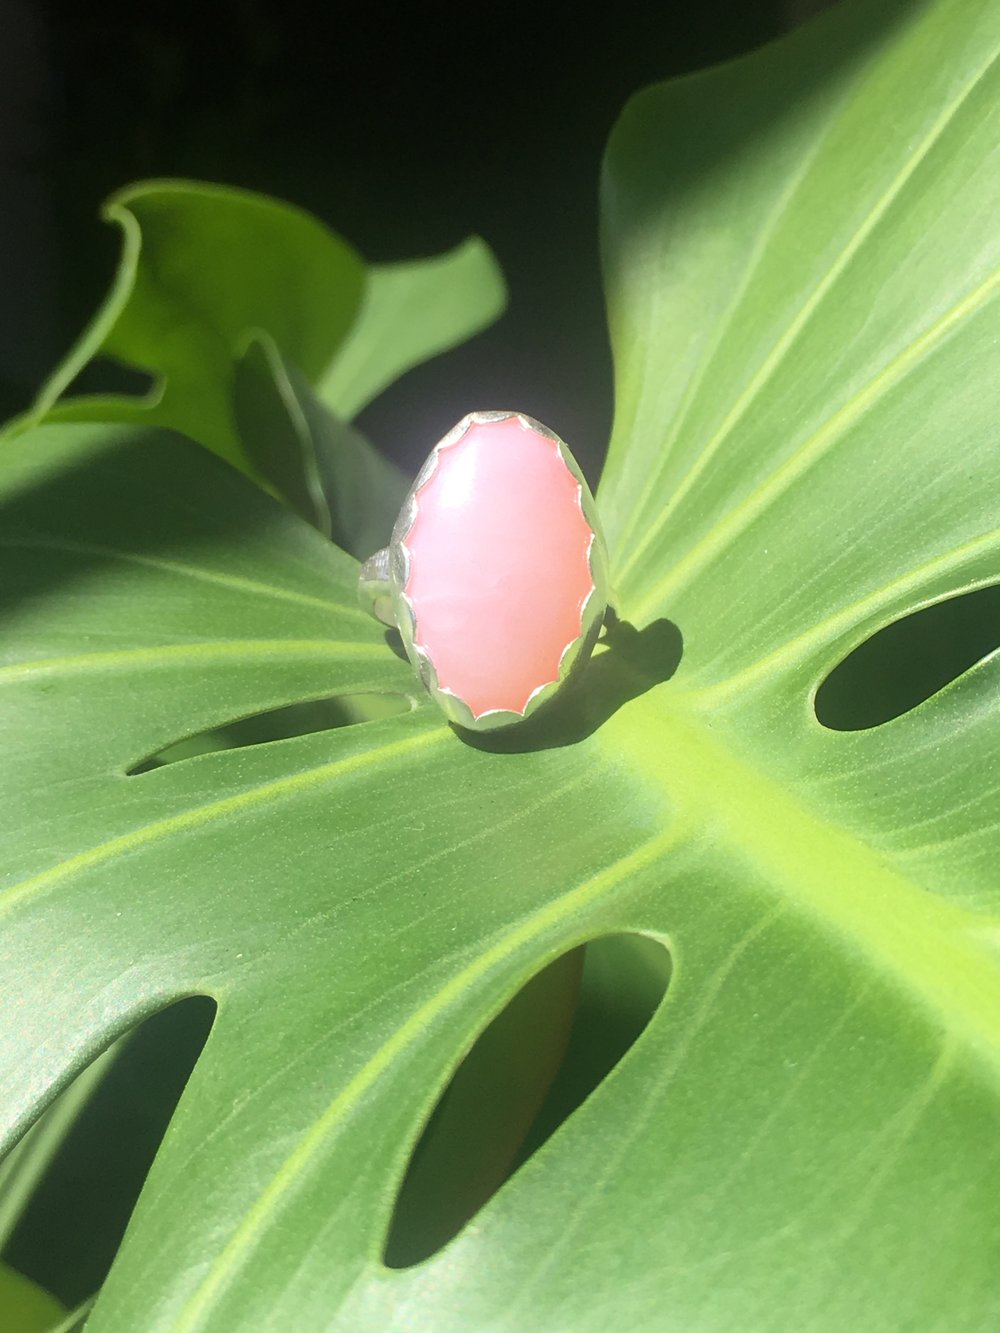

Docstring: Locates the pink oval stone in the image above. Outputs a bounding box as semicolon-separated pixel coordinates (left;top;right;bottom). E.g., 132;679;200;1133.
402;416;595;719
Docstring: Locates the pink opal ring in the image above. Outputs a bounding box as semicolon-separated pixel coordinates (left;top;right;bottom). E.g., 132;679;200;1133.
358;410;609;731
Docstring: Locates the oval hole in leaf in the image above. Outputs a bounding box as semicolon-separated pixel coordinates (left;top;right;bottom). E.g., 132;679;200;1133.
815;584;1000;731
383;933;670;1269
0;996;215;1309
128;692;410;773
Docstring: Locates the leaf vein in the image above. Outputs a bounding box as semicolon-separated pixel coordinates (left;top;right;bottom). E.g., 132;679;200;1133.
0;726;445;921
635;261;1000;620
0;536;357;617
621;39;999;595
0;639;382;683
169;819;691;1332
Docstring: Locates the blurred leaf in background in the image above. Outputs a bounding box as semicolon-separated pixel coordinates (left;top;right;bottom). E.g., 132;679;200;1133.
11;180;504;559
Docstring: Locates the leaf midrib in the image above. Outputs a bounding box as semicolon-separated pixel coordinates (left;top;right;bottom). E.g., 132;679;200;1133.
609;689;1000;1074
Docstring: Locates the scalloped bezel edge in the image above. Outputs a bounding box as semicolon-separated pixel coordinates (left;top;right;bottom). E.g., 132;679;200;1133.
389;410;610;732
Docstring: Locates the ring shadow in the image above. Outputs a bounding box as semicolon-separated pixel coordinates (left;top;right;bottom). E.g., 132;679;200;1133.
452;610;683;753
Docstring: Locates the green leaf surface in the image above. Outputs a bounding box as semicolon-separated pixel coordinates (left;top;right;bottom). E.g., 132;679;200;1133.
317;238;506;421
1;0;999;1329
234;333;409;558
24;180;365;471
9;183;502;548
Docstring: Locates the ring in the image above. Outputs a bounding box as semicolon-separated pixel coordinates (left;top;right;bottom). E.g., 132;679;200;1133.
358;410;609;731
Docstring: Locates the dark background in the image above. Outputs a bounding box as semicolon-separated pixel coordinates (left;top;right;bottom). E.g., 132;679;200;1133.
1;0;805;482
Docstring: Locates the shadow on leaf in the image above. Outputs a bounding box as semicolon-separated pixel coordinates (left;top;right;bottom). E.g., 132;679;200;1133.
456;612;683;754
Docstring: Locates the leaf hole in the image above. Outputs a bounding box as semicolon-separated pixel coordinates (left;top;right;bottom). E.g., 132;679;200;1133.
58;357;156;402
127;692;410;773
0;996;216;1311
815;584;1000;730
382;932;670;1269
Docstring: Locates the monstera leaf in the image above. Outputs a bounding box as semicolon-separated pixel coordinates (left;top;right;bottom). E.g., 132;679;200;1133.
13;179;504;557
2;0;999;1328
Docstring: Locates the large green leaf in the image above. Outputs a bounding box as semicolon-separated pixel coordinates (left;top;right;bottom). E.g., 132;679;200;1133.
22;180;366;471
10;181;503;556
317;238;506;422
233;332;409;558
1;0;999;1329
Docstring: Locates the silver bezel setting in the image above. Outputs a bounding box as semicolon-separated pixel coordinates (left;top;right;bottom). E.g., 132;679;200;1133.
386;410;610;732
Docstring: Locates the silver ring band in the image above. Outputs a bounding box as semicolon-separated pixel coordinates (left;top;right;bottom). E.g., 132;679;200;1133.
357;547;395;627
